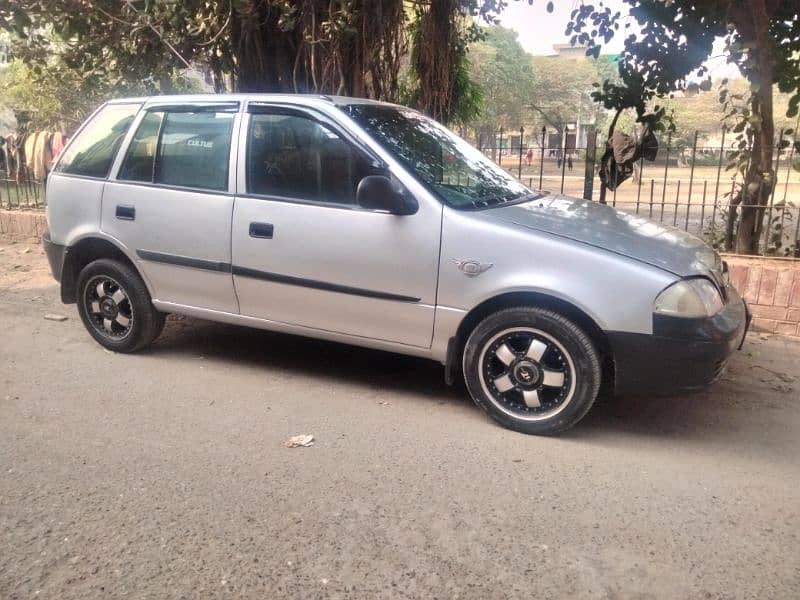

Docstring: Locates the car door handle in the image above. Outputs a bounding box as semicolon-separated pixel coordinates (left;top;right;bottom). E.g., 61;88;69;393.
116;205;135;221
249;222;274;239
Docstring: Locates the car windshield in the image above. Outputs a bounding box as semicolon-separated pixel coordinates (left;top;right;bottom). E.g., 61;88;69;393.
342;103;534;210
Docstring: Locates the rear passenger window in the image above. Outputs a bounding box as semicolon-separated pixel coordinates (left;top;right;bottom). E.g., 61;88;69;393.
247;113;371;205
157;112;234;191
117;109;234;192
56;103;140;178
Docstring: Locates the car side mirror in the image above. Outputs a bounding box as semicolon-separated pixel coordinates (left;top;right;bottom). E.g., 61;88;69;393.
356;175;418;215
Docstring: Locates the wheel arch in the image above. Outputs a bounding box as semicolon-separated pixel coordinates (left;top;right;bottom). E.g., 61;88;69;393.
61;236;148;303
446;291;614;390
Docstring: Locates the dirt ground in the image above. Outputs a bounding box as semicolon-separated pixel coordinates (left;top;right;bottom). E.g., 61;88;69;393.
1;234;799;599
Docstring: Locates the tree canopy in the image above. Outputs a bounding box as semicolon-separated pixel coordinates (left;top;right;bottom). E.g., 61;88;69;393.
0;0;511;124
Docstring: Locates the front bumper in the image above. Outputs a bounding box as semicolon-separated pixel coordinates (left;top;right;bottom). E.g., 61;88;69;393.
608;285;750;396
42;229;66;282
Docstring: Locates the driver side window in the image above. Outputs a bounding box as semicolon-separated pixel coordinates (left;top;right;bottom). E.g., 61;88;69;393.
246;112;370;205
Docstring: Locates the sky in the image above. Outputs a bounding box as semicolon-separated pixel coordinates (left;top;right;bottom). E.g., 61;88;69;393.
497;0;741;80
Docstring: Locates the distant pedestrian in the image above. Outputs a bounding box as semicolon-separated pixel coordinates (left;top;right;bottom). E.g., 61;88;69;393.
567;153;573;172
525;148;533;166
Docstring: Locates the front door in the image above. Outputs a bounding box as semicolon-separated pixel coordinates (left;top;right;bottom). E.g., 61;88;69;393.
101;104;240;313
231;107;440;348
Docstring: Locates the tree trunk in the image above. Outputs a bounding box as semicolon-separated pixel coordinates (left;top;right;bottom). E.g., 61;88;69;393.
733;0;776;254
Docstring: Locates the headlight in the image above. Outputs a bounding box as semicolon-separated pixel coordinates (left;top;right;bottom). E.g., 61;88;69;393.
653;278;724;318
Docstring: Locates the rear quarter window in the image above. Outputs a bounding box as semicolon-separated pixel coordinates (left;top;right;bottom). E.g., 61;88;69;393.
55;103;141;178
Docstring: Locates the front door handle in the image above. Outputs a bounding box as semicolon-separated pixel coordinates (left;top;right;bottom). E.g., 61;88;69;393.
249;222;274;239
116;205;135;220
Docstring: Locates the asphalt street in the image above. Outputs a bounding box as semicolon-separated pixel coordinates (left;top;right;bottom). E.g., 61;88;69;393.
1;236;799;599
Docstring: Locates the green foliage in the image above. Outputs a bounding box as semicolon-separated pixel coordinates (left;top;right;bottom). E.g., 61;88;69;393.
529;54;617;134
467;26;535;135
0;53;202;133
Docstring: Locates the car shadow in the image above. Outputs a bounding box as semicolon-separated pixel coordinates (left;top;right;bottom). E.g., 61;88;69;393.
148;316;797;454
151;315;468;404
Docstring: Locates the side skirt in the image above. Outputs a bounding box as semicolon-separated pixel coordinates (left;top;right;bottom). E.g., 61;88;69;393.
152;300;437;361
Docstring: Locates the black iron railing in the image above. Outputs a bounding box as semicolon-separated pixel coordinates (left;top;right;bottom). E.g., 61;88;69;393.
481;126;800;258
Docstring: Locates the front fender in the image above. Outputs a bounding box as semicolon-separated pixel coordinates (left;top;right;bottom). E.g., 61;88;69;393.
439;207;676;335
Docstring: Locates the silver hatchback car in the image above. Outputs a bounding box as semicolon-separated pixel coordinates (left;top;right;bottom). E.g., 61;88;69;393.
43;94;749;435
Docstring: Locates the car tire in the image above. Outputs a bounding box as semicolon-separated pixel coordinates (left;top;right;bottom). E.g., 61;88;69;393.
463;306;601;435
76;258;166;353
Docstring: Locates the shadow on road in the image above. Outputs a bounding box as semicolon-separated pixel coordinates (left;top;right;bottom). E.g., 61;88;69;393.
151;315;467;403
144;315;798;454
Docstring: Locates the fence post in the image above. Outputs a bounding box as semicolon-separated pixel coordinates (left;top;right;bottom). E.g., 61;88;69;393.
538;126;546;190
660;132;672;216
498;127;504;167
518;126;525;179
560;130;568;194
685;130;698;230
583;126;596;200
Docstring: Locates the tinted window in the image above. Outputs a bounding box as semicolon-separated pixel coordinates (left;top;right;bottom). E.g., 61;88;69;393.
343;104;530;210
156;111;234;191
247;113;370;205
118;111;163;182
56;104;140;178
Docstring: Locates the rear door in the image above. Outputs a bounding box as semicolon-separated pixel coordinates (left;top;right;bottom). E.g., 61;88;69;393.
101;102;240;313
231;104;441;347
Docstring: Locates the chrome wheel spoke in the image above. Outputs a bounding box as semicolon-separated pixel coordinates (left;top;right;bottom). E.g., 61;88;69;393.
542;368;565;388
115;314;130;328
522;389;541;408
525;339;548;362
493;373;515;393
103;318;113;333
90;301;102;314
111;289;126;305
479;327;575;420
494;343;517;366
95;281;107;298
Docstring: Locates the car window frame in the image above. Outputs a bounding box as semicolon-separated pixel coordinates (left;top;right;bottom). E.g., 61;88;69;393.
109;102;241;196
238;103;389;211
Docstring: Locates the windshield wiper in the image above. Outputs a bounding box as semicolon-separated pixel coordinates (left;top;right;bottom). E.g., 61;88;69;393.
470;191;549;210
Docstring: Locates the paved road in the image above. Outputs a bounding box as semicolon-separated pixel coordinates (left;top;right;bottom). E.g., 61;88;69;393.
1;236;799;599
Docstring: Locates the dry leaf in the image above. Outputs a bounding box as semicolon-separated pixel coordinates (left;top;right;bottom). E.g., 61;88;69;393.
283;434;314;448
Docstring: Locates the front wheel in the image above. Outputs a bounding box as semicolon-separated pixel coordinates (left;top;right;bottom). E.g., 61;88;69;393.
76;259;165;353
463;306;601;435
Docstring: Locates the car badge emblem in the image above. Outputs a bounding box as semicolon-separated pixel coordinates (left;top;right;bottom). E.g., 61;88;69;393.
452;259;493;277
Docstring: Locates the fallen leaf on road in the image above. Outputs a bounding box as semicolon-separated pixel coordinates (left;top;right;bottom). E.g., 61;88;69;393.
44;314;68;322
378;401;391;406
22;247;31;254
284;434;314;448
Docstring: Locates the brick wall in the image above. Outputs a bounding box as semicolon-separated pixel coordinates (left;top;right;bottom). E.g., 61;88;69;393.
727;256;800;337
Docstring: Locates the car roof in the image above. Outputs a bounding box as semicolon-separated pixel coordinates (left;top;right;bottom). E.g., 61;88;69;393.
107;93;399;109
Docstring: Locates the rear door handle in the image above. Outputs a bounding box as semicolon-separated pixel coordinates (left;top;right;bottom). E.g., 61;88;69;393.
116;205;135;220
249;222;274;239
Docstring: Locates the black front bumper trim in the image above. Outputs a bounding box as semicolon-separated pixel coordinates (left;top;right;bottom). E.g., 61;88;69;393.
608;285;749;396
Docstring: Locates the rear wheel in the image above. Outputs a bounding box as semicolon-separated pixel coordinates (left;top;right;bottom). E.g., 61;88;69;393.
76;259;165;353
463;306;601;435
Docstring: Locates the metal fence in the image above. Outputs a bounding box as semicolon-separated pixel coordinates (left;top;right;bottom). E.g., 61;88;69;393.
0;171;46;209
482;126;800;258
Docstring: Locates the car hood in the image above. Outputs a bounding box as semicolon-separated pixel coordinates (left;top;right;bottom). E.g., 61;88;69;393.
486;194;721;277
